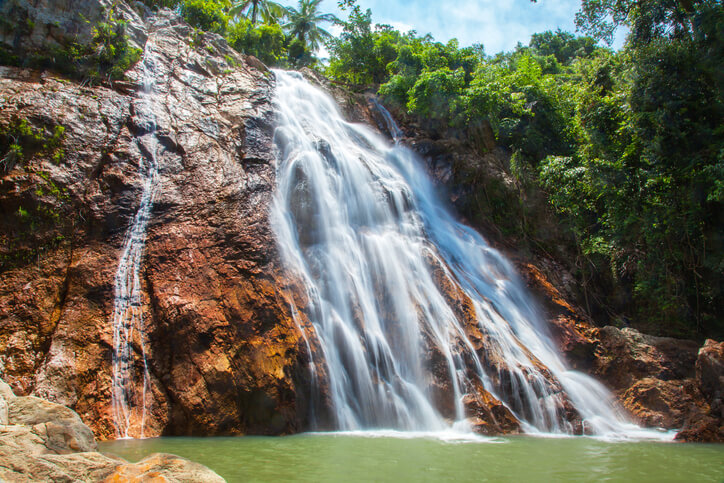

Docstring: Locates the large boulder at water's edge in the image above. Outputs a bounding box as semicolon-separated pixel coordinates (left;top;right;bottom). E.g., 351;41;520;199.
8;395;97;453
675;340;724;442
534;312;724;441
0;378;225;482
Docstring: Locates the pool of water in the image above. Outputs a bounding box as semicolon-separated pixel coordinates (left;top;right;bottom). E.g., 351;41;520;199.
100;432;724;482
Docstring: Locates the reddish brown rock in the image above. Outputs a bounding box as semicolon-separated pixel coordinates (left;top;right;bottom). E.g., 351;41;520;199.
675;412;724;443
0;8;313;440
592;327;699;390
675;340;724;442
696;339;724;403
621;378;706;428
463;381;520;436
517;263;597;371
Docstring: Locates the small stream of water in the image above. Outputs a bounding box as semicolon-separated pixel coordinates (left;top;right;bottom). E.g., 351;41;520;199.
110;44;163;439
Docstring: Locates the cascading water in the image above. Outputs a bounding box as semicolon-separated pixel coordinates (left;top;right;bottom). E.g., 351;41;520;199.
110;45;162;439
271;70;669;440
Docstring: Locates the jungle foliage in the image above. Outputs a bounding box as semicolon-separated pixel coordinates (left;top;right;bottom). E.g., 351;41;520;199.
142;0;338;67
325;0;724;338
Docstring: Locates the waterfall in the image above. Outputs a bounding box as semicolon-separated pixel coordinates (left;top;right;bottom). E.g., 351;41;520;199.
110;45;162;439
271;70;667;439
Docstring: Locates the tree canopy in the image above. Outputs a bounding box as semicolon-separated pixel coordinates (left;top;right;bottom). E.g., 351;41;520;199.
324;0;724;338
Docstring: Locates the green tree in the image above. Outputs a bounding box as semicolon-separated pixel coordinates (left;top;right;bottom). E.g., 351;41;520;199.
283;0;339;52
574;0;716;45
227;19;287;65
529;29;598;64
229;0;285;25
181;0;230;34
326;6;402;85
539;0;724;337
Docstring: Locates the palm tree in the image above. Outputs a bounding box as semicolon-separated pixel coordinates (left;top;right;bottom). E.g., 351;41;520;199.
283;0;339;52
229;0;285;25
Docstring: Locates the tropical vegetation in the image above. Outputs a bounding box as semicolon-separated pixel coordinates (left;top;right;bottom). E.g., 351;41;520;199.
145;0;338;67
1;0;720;339
323;0;723;339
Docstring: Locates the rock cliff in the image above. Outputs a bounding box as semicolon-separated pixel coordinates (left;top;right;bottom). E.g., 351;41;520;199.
0;0;720;446
0;2;313;440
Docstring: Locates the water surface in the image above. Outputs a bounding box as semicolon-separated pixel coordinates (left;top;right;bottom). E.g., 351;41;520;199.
101;433;723;482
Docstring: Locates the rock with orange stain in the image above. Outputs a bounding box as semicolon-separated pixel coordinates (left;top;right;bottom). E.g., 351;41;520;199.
0;6;312;441
103;453;225;483
463;381;520;435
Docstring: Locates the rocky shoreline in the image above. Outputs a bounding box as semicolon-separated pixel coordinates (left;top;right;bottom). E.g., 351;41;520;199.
0;378;224;481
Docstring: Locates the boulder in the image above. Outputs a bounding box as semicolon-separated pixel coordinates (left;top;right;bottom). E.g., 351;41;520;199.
0;378;16;402
675;339;724;442
0;378;226;482
0;444;124;482
675;412;724;443
0;379;10;424
0;397;7;425
696;339;724;403
104;453;226;483
8;396;97;453
620;378;705;428
592;327;700;390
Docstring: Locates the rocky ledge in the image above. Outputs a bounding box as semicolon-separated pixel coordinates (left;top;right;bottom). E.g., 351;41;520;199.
0;378;224;482
526;267;724;442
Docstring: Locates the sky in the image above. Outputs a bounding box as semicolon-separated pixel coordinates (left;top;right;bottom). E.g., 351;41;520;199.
278;0;627;56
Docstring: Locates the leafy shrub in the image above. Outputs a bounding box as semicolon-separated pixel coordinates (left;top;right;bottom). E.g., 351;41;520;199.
227;18;287;66
180;0;230;34
1;117;66;173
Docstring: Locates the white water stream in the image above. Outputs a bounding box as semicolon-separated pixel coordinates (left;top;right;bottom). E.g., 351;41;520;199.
110;46;162;439
271;70;669;440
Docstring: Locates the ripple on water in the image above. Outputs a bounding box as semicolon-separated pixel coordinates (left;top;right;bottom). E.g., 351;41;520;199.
100;434;724;483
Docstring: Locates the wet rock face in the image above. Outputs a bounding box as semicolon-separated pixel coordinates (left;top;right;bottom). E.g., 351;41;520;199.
675;340;724;442
0;5;310;440
0;0;147;54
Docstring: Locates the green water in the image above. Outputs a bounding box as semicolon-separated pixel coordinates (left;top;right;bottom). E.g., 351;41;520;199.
100;433;723;482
